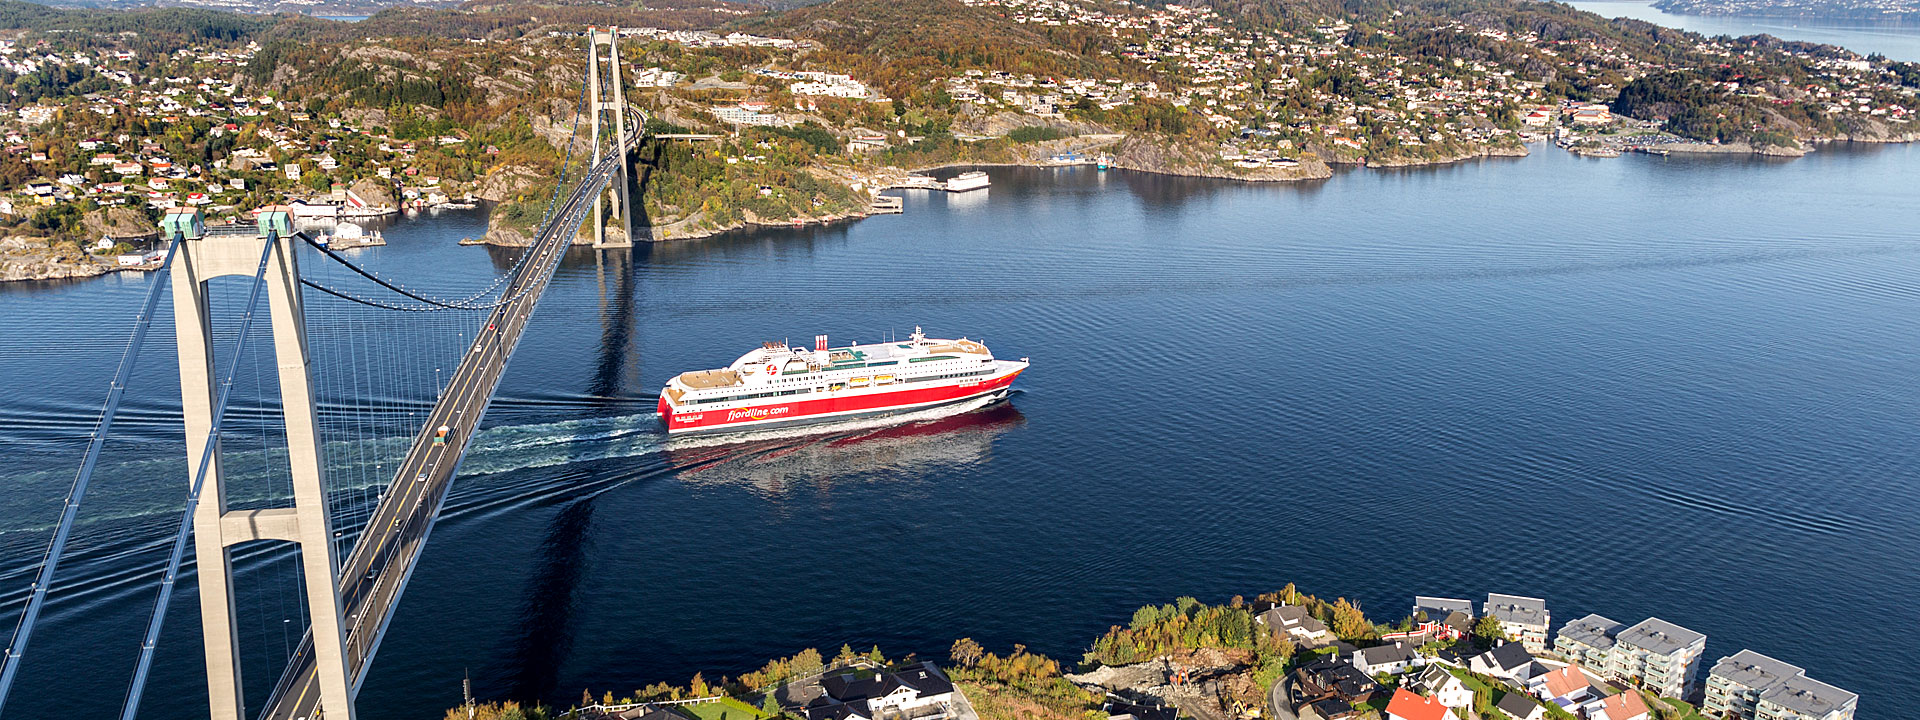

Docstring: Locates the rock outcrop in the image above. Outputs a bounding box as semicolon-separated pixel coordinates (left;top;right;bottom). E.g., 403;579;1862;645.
0;236;111;282
472;165;542;202
1366;142;1530;167
81;207;158;240
1109;135;1334;182
950;108;1114;138
347;177;398;208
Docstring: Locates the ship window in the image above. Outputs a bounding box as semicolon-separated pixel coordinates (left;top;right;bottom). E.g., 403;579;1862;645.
909;356;959;363
866;360;899;367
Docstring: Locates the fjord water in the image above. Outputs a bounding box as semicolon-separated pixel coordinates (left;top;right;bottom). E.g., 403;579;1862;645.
4;144;1919;719
1565;0;1920;61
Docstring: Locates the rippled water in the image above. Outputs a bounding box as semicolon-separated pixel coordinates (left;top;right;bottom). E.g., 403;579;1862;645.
3;144;1918;719
1565;0;1920;61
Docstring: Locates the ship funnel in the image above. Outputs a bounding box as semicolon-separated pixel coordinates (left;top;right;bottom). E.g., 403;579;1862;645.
815;334;827;352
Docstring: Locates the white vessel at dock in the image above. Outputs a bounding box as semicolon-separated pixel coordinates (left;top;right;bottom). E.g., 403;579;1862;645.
945;171;990;192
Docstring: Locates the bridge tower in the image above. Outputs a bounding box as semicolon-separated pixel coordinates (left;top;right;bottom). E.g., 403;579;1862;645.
586;26;634;248
166;207;357;720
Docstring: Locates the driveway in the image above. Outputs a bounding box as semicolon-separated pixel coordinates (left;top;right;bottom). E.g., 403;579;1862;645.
1268;677;1299;720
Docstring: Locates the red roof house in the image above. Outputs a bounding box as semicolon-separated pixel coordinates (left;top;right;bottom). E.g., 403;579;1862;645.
1384;688;1449;720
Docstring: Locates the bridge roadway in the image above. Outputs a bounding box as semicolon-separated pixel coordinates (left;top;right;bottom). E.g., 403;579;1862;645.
260;135;638;720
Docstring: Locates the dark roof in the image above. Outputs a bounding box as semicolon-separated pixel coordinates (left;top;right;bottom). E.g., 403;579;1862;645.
1431;646;1475;666
1294;658;1380;702
1479;642;1533;671
821;672;901;704
1495;692;1540;718
1262;606;1330;635
892;663;955;697
817;664;953;711
1355;642;1416;666
1413;596;1474;618
1408;664;1459;693
614;708;693;720
1306;698;1358;719
803;701;872;720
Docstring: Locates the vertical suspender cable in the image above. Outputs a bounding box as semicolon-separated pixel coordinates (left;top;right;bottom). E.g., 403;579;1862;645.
119;236;276;720
0;235;183;719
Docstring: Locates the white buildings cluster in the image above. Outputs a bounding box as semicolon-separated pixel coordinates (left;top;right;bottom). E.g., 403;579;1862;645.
1274;591;1857;720
616;27;800;49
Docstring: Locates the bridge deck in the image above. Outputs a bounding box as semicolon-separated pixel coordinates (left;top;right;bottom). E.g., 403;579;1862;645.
259;135;639;720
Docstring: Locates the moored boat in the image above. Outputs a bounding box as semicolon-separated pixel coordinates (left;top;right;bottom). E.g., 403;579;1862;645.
945;171;990;192
657;327;1027;435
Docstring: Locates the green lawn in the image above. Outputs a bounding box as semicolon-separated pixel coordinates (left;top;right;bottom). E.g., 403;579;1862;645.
1649;693;1710;720
679;698;774;720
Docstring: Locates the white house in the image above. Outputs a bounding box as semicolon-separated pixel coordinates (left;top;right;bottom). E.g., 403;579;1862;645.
1470;642;1536;682
1256;605;1333;644
1495;692;1545;720
1404;664;1472;709
1586;691;1651;720
805;663;958;720
1352;642;1421;676
1486;593;1551;652
1528;664;1595;707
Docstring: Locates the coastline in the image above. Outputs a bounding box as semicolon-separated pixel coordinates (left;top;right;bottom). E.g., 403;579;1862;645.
14;133;1913;272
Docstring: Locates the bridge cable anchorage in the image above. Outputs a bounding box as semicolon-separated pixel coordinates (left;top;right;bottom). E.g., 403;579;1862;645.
119;236;278;720
0;235;183;719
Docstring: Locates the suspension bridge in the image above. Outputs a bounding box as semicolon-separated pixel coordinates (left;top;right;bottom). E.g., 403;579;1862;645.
0;26;654;720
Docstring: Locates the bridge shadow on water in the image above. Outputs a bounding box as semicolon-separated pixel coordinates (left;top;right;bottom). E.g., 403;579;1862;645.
500;489;596;701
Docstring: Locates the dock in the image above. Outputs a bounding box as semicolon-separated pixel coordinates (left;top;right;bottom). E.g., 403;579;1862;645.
884;175;948;191
868;196;904;214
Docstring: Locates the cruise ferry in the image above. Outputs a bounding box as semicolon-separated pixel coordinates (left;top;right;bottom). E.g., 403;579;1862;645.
945;171;990;192
657;328;1028;435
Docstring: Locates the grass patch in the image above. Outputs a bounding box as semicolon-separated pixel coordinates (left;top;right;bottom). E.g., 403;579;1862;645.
955;681;1088;720
1649;693;1710;720
680;698;772;720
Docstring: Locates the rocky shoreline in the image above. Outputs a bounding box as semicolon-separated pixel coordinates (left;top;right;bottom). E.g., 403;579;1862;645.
1366;142;1531;167
0;237;115;283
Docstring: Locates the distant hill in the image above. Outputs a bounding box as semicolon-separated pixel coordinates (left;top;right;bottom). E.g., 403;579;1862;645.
15;0;461;16
740;0;1143;97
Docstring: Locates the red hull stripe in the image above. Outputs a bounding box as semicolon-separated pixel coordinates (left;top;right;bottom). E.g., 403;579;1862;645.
661;369;1023;433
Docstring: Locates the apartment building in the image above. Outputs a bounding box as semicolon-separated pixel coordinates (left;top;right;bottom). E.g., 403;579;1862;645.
1757;674;1858;720
1484;593;1551;653
1705;650;1856;720
1554;614;1625;668
1607;617;1706;700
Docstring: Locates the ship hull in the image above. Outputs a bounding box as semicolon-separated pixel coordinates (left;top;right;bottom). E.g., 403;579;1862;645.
660;366;1023;435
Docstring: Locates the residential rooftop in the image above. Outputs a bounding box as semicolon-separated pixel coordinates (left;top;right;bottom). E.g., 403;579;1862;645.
1760;674;1859;718
1485;593;1548;625
1413;596;1473;618
1558;613;1624;649
1711;649;1804;691
1617;617;1705;655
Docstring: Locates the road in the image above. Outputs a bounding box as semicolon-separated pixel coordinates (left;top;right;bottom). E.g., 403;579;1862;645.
259;131;639;720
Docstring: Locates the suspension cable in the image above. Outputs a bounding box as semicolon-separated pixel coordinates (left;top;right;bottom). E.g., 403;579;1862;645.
297;135;634;314
0;235;182;719
119;235;276;720
292;80;597;313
